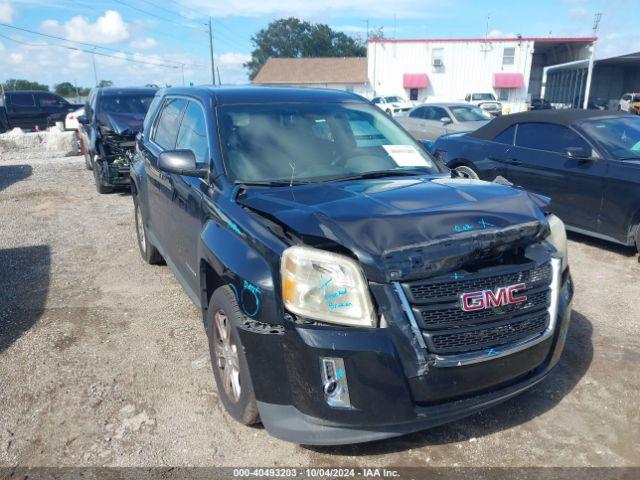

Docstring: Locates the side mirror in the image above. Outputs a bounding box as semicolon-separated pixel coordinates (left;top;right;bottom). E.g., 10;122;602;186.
158;149;208;178
77;115;89;125
441;117;452;125
562;146;593;160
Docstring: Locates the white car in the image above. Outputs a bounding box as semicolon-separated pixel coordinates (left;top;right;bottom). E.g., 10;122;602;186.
65;107;84;131
618;93;640;112
371;95;415;116
464;93;503;117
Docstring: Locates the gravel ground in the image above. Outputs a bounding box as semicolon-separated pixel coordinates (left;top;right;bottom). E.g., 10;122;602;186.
0;156;638;468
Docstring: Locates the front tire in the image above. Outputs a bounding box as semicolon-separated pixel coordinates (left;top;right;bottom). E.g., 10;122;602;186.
84;151;93;170
206;286;260;426
134;197;163;265
93;160;113;194
453;164;480;179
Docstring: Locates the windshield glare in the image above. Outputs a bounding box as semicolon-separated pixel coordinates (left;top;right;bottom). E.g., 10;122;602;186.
385;96;403;103
450;106;491;122
580;116;640;159
218;103;439;183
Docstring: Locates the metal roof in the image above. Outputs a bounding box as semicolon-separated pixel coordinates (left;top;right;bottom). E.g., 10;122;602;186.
253;57;368;85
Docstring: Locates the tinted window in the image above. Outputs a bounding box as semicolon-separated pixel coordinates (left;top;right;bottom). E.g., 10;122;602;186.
580;116;640;160
409;107;425;119
176;101;209;168
98;94;155;115
153;98;187;150
38;94;66;107
516;123;589;153
423;106;448;121
493;125;516;145
10;93;35;107
449;106;489;122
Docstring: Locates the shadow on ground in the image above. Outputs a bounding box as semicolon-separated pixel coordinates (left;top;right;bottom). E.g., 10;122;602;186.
567;231;637;258
0;245;51;353
0;164;32;192
307;310;593;456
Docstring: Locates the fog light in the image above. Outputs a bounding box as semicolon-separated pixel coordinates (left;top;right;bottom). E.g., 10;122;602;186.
320;357;351;408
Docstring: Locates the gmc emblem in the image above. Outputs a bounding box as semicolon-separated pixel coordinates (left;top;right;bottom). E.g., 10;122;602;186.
460;283;527;312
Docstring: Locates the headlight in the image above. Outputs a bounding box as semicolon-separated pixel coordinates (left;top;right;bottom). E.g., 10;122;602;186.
547;214;568;270
281;246;376;327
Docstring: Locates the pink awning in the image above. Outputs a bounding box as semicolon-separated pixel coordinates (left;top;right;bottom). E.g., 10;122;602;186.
403;73;429;89
493;73;524;88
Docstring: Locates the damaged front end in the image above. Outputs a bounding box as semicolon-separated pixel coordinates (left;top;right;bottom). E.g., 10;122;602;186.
95;112;145;187
235;177;573;444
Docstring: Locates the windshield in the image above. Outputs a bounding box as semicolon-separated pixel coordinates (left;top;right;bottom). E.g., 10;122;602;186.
98;94;155;115
449;106;491;122
472;93;496;101
218;102;440;183
580;116;640;159
385;96;404;103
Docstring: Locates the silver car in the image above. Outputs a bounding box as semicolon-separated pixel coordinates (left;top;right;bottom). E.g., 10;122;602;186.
396;103;491;141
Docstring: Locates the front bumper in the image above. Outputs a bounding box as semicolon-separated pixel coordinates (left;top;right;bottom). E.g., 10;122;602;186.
240;273;573;445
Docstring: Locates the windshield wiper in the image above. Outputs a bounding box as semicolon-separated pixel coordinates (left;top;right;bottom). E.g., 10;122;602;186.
235;179;311;187
325;169;431;183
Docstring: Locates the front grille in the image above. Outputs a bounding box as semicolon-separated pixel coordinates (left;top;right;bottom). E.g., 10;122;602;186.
430;313;548;354
408;263;551;304
417;289;549;330
403;261;552;355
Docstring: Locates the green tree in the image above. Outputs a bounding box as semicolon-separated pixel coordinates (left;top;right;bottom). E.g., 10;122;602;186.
245;18;366;80
97;80;113;88
2;79;49;91
54;82;78;97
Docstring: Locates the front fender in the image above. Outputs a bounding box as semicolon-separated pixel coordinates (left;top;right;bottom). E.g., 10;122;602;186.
199;220;283;325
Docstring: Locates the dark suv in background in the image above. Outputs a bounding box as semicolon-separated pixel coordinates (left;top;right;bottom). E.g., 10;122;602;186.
0;90;81;132
79;86;157;193
130;86;572;445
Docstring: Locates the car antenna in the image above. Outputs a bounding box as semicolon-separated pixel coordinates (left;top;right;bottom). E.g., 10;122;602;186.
289;161;296;187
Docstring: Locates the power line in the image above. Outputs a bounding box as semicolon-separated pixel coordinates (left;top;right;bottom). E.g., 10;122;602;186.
109;0;207;34
0;32;182;70
0;22;207;68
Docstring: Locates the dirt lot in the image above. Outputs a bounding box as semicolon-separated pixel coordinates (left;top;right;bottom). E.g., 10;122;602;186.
0;156;639;468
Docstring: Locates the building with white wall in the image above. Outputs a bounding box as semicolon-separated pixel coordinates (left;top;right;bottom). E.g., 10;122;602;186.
368;37;595;112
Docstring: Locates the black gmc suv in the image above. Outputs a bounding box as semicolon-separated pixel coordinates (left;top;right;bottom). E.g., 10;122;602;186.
78;87;157;193
131;87;573;445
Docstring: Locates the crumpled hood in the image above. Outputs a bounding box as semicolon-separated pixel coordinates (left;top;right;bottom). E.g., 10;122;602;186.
240;176;549;281
105;112;146;135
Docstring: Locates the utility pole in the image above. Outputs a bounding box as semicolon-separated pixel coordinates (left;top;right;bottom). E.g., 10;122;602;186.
91;49;99;86
583;12;602;109
208;17;216;86
217;66;222;86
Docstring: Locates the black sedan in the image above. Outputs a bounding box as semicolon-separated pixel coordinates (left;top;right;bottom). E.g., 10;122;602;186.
432;109;640;251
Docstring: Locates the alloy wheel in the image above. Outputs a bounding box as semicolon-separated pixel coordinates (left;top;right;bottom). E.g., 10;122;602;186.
213;309;241;402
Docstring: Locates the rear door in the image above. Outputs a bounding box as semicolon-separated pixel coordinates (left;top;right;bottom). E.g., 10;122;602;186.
166;99;211;294
6;93;38;129
506;122;606;230
143;97;188;256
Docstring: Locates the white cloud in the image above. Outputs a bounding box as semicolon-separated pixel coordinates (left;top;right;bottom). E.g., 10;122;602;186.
9;51;23;64
130;37;158;50
569;6;589;18
488;29;517;38
180;0;444;19
42;10;130;45
0;0;14;23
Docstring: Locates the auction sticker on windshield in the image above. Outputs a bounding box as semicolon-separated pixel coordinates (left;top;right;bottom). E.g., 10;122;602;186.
383;145;429;167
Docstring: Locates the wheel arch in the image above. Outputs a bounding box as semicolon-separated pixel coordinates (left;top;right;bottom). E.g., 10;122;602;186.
198;220;282;325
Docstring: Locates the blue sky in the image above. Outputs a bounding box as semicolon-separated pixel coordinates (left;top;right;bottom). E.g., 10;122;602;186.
0;0;637;89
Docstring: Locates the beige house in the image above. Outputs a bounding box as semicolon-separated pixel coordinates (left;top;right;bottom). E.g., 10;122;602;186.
252;57;372;97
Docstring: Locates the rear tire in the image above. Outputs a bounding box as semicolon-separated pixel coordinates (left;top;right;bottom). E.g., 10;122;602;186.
206;286;260;426
84;152;93;170
453;164;480;180
134;197;163;265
